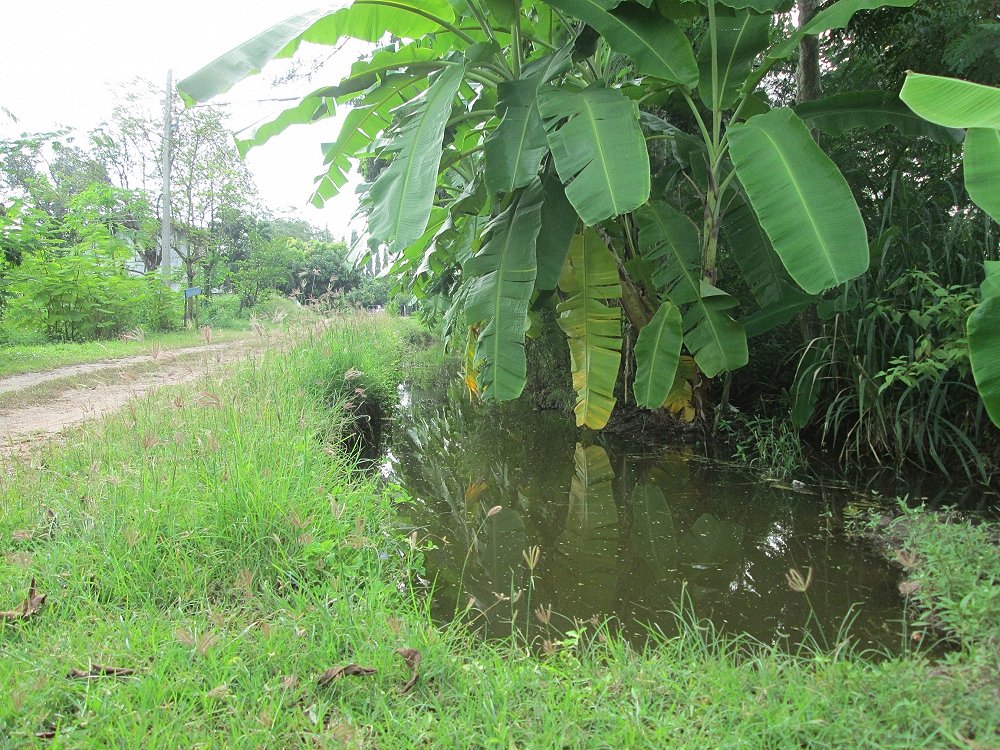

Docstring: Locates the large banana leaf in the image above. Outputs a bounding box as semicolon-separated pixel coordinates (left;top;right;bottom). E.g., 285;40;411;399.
557;229;623;429
236;96;334;158
368;63;466;251
968;295;1000;427
722;198;795;307
544;0;698;86
899;74;1000;129
635;201;700;305
964;129;1000;223
717;0;792;9
535;168;579;291
177;1;456;103
697;12;770;109
484;79;549;195
310;75;425;206
728;108;869;294
463;182;544;401
794;92;964;144
769;0;917;60
537;86;650;225
637;202;748;377
633;301;683;409
682;282;749;377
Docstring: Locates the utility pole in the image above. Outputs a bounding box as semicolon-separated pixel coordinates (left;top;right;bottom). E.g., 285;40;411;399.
160;69;173;285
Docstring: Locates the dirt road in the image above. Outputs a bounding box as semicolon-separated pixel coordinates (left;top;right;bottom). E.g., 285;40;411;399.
0;336;263;457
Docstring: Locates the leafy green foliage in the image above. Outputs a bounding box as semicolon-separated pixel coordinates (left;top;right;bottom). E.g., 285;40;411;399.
633;300;682;409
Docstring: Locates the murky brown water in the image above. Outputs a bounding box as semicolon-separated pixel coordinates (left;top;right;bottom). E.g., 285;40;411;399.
385;377;909;652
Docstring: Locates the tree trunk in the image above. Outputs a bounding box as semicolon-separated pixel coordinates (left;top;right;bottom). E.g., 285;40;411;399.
796;0;823;105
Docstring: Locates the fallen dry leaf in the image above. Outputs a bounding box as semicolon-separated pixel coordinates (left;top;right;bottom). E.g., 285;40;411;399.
317;664;377;687
206;683;230;699
0;578;46;622
68;664;136;679
396;648;421;695
11;529;33;542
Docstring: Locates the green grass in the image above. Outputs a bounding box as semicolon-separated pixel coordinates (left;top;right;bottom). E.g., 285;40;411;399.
0;329;248;379
1;314;997;748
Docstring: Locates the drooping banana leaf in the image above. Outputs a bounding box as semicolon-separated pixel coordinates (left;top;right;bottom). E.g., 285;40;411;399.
633;301;684;409
177;1;457;103
236;96;334;158
311;75;425;207
537;86;650;225
544;0;698;86
557;229;623;429
899;73;1000;129
728;108;869;294
963;128;1000;223
636;201;700;304
794;92;964;144
463;181;545;401
368;63;466;251
697;11;770;110
968;295;1000;427
740;287;816;337
721;196;795;307
717;0;793;9
484;79;549;195
682;282;749;377
637;201;748;377
535;167;579;291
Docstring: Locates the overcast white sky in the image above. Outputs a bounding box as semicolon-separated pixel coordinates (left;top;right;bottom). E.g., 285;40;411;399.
0;1;368;238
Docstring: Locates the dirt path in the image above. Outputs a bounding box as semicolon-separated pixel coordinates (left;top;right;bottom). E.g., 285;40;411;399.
0;336;267;458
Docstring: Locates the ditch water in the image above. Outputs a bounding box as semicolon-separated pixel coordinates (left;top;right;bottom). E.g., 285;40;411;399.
381;375;914;652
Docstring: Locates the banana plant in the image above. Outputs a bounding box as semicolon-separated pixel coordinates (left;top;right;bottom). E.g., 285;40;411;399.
900;73;1000;426
180;0;935;429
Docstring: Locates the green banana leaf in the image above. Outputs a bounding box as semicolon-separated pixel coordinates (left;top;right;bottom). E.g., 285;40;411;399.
728;108;869;294
968;295;1000;427
463;181;545;401
368;63;466;252
697;12;770;109
535;168;579;291
538;86;650;226
633;301;684;409
636;201;700;305
899;73;1000;129
682;282;749;377
557;229;623;429
717;0;793;9
637;201;748;377
544;0;698;86
485;79;549;195
311;75;425;207
722;196;795;307
177;1;455;103
794;91;964;144
963;128;1000;223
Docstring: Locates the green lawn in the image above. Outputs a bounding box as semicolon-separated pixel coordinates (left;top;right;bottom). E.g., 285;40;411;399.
0;329;248;379
1;314;997;748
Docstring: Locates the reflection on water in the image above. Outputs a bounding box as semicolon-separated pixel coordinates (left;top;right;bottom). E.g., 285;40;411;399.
386;377;907;651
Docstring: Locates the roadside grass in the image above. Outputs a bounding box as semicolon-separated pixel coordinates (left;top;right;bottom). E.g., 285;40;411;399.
1;314;997;748
0;329;249;379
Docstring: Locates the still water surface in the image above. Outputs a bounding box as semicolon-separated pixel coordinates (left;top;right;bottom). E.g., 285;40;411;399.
383;377;907;651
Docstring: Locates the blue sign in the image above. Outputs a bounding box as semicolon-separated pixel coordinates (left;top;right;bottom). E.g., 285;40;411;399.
185;287;202;298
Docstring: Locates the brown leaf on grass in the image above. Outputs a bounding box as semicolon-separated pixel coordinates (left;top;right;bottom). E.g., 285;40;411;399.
0;578;46;622
898;579;921;596
317;664;377;687
68;664;136;679
11;529;33;542
234;568;254;593
206;683;230;699
142;435;161;449
35;731;56;740
396;648;421;695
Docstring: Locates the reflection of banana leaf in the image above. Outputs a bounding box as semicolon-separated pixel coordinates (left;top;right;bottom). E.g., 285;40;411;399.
567;443;616;532
551;443;620;615
629;483;676;580
475;507;528;595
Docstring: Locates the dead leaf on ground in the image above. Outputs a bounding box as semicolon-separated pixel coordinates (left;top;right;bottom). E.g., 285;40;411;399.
396;648;421;695
317;664;377;687
11;529;33;542
0;578;46;622
197;391;221;408
35;730;57;740
68;664;136;679
206;683;230;699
